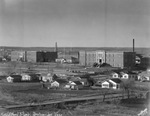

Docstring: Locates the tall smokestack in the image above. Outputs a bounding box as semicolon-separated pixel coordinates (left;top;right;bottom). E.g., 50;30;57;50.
55;42;58;52
133;39;134;52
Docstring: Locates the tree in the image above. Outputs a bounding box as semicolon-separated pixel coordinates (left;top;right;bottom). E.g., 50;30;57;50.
93;62;99;67
120;79;135;99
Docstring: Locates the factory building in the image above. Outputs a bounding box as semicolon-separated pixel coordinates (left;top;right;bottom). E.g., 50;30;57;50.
79;50;135;68
79;50;105;66
11;51;58;63
11;51;26;62
86;51;96;66
79;51;86;66
95;50;106;65
26;51;37;62
58;51;79;63
140;57;150;68
105;51;136;68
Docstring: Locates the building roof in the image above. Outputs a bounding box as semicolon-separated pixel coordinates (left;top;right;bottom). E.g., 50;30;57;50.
73;81;82;85
110;78;122;84
10;75;22;78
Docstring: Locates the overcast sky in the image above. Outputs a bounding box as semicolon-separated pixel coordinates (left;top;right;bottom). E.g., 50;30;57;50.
0;0;150;47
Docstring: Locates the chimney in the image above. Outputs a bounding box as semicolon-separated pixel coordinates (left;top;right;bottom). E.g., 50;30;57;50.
133;39;134;52
55;42;58;52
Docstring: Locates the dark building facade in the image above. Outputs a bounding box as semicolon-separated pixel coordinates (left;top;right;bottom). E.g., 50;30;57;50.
106;51;135;68
26;51;57;63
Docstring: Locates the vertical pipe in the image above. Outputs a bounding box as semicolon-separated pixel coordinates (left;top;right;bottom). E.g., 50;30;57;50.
133;39;135;52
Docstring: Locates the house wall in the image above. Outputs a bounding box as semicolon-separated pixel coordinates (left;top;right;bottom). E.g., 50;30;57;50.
122;74;129;79
101;81;109;88
112;73;119;78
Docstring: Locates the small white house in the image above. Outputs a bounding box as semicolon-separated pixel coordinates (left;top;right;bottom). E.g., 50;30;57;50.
112;72;120;78
7;76;14;83
109;78;122;89
121;72;137;80
21;74;31;81
51;81;59;88
121;73;129;79
101;78;121;89
138;71;150;82
101;81;110;88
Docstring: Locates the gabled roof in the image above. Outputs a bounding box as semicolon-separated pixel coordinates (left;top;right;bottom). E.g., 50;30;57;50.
55;79;68;84
73;81;82;85
9;75;22;78
110;78;122;84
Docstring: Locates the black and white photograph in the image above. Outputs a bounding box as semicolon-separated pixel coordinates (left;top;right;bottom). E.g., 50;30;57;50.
0;0;150;115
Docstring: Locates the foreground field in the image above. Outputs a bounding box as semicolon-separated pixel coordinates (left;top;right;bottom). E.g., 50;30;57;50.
0;81;149;116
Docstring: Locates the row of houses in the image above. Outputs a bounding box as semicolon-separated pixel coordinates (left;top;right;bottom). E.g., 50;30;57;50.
6;73;84;90
79;50;136;68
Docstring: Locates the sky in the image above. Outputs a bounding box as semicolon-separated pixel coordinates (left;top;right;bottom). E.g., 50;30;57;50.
0;0;150;47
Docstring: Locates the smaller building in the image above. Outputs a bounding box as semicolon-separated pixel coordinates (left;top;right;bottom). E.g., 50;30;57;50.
50;81;60;88
112;72;121;78
138;70;150;82
6;75;22;83
121;72;137;80
101;78;122;89
101;81;110;88
21;74;31;81
11;51;26;62
109;78;122;89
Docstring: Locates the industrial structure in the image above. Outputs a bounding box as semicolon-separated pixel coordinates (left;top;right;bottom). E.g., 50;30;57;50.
11;51;58;63
105;51;136;68
79;50;136;68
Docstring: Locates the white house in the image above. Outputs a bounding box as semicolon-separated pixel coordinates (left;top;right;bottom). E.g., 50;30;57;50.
112;72;120;78
7;76;14;83
109;78;122;89
101;81;110;88
121;72;137;80
138;70;150;82
101;78;122;89
121;73;129;79
51;81;59;88
21;74;31;81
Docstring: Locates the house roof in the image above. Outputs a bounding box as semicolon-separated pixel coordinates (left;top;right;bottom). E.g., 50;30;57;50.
73;81;82;85
110;78;122;84
55;79;68;84
10;75;22;78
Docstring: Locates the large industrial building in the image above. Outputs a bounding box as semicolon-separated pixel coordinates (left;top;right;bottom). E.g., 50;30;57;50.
95;50;106;65
11;51;58;63
105;51;136;68
79;50;136;68
11;51;26;62
57;51;79;63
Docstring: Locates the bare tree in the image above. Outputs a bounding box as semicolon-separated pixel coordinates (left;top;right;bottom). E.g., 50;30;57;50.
120;79;135;99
